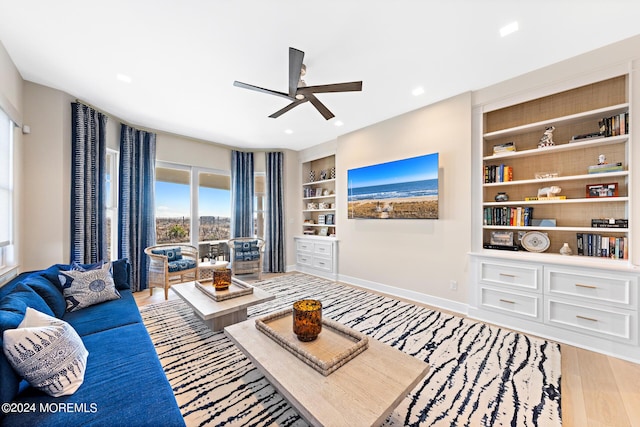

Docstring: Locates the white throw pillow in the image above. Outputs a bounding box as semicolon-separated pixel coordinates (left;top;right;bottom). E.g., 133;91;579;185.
61;261;121;312
3;307;89;397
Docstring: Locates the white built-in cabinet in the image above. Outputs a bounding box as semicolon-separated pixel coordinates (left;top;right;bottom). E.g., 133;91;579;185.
469;69;640;362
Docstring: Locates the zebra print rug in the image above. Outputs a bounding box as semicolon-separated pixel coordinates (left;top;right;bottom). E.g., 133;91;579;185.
141;273;562;426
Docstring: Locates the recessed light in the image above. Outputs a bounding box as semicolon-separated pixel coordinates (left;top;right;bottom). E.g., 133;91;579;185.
412;86;425;97
334;120;344;127
500;21;519;37
284;129;293;134
116;73;132;83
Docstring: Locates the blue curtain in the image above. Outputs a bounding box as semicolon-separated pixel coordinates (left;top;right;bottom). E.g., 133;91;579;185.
265;152;285;272
118;124;156;292
70;102;107;264
231;150;254;237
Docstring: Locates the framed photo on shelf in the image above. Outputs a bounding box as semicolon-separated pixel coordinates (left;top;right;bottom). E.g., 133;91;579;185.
317;214;326;225
490;231;514;246
319;226;329;236
586;183;618;198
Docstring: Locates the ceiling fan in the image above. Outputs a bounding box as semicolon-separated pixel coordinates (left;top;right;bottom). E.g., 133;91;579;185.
233;47;363;120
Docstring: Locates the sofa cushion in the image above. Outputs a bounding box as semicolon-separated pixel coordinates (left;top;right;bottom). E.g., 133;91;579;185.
3;323;186;427
111;258;131;290
233;240;261;261
63;290;142;337
3;308;88;397
22;274;66;318
60;263;121;312
151;247;183;262
167;258;197;273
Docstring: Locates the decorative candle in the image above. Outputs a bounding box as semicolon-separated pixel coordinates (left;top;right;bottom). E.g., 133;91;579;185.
213;268;231;291
292;299;322;342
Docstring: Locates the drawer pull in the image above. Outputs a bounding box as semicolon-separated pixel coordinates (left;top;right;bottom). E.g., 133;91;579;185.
575;283;597;289
576;315;598;322
499;299;515;304
499;273;517;278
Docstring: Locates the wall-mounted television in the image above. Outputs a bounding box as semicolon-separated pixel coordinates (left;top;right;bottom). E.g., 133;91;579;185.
347;152;439;219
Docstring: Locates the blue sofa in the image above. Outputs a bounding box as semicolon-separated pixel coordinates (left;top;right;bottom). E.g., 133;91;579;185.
0;261;185;427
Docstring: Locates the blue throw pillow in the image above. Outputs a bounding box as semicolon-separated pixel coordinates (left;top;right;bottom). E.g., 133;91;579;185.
111;258;131;290
0;284;55;404
151;247;183;262
22;274;66;318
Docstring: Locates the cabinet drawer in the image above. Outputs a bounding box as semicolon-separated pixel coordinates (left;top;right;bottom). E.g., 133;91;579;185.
545;267;637;309
296;253;313;266
296;240;313;253
546;298;636;344
479;261;541;291
480;287;542;321
312;257;333;272
313;242;333;257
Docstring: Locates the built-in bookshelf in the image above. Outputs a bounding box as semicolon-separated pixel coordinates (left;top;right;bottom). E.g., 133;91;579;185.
302;155;336;237
479;75;630;261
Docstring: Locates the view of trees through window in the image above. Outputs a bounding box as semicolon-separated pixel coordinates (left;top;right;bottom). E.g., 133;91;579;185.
154;166;232;245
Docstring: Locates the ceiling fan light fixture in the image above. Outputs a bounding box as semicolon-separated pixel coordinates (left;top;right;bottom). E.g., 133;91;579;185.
295;93;305;100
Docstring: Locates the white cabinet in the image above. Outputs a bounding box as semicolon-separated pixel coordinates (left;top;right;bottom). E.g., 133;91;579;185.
294;236;338;280
469;254;640;361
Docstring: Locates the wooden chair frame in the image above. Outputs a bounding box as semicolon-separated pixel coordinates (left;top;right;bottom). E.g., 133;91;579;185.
145;243;199;299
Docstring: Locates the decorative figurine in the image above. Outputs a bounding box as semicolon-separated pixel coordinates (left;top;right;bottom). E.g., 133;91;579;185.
538;126;555;148
559;243;573;256
537;185;561;197
495;192;509;202
598;154;607;165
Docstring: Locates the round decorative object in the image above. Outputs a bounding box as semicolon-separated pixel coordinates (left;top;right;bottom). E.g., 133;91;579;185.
495;192;509;202
559;242;573;256
521;231;550;253
292;299;322;342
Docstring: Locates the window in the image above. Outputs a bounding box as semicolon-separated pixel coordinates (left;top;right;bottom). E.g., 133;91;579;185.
105;150;118;260
0;108;14;270
155;165;191;244
154;163;232;247
198;171;231;242
254;173;265;239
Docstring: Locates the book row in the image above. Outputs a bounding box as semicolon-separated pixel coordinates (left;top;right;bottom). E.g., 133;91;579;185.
599;112;629;137
576;233;628;259
484;207;534;226
484;164;513;183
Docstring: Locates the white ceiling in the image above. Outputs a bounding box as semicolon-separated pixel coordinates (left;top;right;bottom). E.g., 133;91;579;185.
2;1;640;151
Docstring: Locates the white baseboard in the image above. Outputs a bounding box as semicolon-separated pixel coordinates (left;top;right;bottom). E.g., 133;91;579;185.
338;273;468;316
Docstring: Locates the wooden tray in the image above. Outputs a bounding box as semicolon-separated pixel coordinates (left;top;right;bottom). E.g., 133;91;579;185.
255;308;368;376
194;278;254;302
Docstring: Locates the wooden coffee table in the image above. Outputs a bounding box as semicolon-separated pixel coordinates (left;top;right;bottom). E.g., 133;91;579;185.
225;318;429;426
171;279;274;331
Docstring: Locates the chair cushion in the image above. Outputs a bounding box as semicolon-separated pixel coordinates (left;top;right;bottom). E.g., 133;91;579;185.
233;240;260;261
151;247;183;262
3;308;88;397
60;262;121;312
167;258;197;273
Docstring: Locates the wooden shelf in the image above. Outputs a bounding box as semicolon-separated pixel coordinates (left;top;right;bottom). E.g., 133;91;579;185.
483;171;628;186
483;225;629;233
483;135;627;161
483;197;628;206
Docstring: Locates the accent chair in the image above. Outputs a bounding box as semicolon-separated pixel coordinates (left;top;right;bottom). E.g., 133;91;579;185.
145;243;198;299
228;237;264;280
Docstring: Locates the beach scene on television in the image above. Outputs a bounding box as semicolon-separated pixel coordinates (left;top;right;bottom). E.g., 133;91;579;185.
347;152;439;219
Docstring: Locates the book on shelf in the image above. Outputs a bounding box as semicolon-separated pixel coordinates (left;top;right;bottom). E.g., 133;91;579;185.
599;112;629;137
576;233;628;259
570;132;604;142
484;164;513;183
587;162;624;174
492;141;515;155
591;218;628;228
483;206;533;226
524;196;567;201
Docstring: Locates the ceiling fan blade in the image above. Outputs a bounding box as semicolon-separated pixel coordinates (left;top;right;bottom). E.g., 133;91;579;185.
299;81;363;94
233;81;291;100
307;94;335;120
288;47;305;97
269;98;308;118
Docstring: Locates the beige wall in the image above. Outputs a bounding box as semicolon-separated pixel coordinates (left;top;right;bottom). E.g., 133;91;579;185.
333;92;472;311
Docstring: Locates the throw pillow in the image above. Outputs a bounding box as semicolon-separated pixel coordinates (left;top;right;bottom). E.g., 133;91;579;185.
3;307;89;397
111;258;131;291
151;247;182;262
60;262;121;312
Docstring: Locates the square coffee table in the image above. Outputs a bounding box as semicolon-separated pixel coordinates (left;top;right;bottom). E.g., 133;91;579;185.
225;318;429;426
171;279;274;331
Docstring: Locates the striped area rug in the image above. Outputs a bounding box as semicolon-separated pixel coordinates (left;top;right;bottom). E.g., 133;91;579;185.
141;273;562;426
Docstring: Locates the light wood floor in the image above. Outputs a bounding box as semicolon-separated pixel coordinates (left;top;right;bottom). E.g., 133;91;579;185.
134;273;640;427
